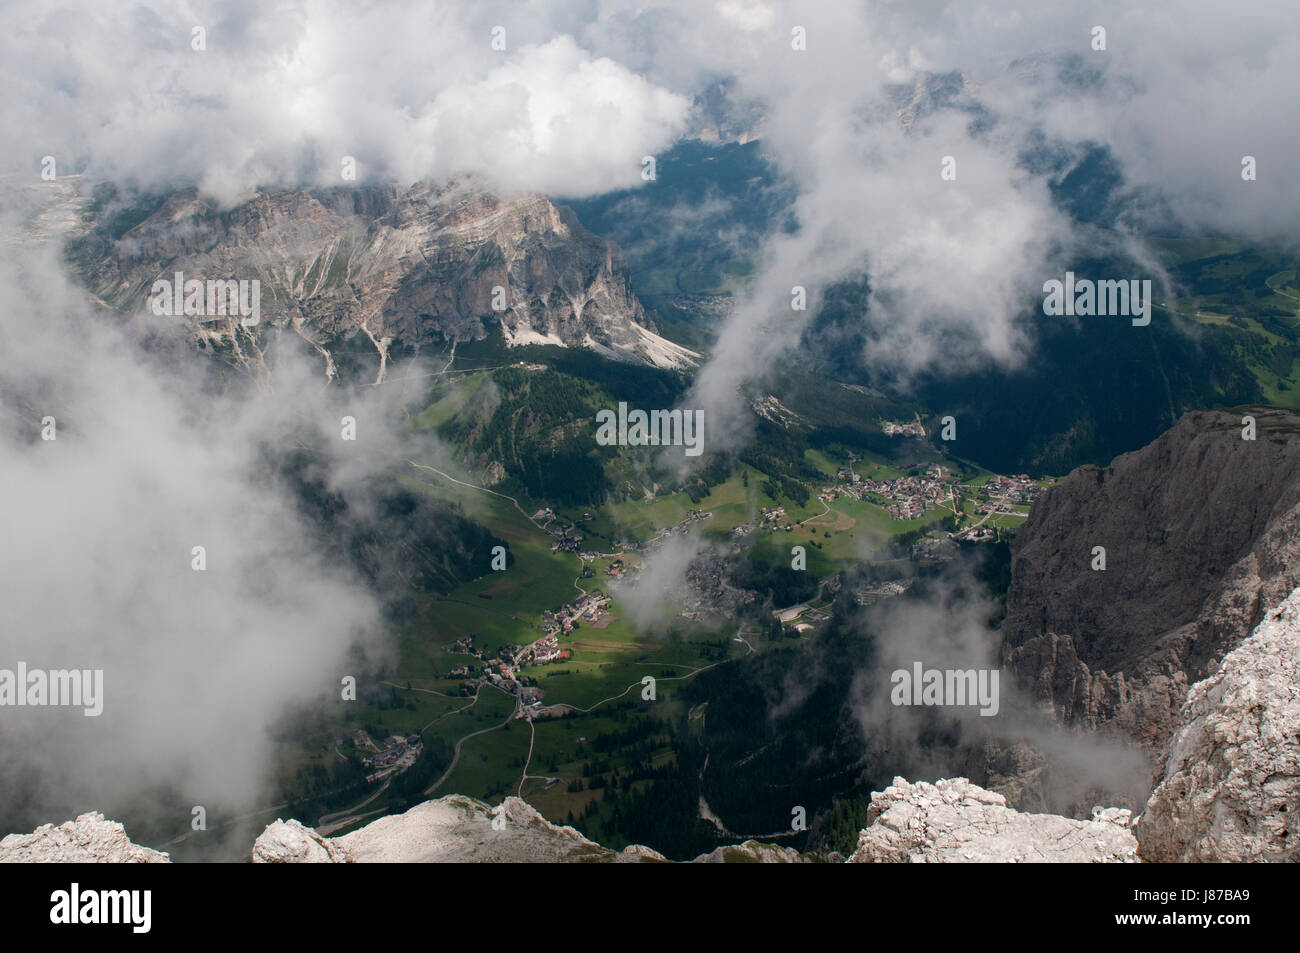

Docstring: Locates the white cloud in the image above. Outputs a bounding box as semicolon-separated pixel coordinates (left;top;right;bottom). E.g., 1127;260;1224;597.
0;217;414;823
0;2;689;205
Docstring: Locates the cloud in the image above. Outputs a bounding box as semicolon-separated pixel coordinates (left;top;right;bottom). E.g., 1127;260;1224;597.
0;2;690;205
0;215;422;828
652;0;1300;444
846;563;1152;810
1;0;1295;831
610;532;707;632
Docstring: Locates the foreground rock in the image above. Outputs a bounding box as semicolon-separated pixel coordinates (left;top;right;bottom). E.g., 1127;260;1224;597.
848;778;1138;863
252;819;353;864
692;841;816;863
254;795;667;863
1138;587;1300;862
253;796;826;863
0;813;169;863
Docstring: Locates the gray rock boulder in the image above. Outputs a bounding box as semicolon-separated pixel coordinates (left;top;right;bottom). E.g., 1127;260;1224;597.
848;777;1137;863
0;812;169;863
253;795;667;863
252;818;353;864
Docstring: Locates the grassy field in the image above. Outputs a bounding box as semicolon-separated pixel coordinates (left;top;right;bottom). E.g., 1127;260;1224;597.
269;390;1055;833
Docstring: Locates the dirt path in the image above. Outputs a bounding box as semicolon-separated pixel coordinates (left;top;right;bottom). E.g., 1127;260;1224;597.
408;459;546;531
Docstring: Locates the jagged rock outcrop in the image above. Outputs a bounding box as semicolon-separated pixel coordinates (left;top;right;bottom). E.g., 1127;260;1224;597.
69;181;698;380
1138;587;1300;862
1000;407;1300;752
848;777;1138;863
254;795;825;863
252;818;353;864
254;795;667;863
691;841;815;863
0;812;169;863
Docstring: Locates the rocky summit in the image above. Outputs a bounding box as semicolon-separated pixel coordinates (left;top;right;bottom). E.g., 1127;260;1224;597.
251;795;821;863
848;777;1139;863
69;181;698;382
0;812;169;863
254;795;666;863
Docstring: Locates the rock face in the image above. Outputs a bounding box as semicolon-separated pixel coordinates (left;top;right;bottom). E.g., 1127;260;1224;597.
692;841;815;863
1000;407;1300;752
848;777;1138;863
0;812;169;863
70;181;698;380
1138;586;1300;862
253;795;666;863
252;819;352;864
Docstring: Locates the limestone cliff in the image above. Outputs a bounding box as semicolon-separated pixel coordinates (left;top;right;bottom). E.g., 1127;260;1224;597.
70;181;698;381
1000;406;1300;752
1137;586;1300;862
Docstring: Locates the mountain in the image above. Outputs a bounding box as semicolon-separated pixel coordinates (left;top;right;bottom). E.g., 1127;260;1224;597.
1000;406;1300;752
66;181;698;382
1139;585;1300;861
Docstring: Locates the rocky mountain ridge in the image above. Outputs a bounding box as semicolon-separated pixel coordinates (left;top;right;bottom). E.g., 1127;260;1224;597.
69;180;698;382
0;813;169;863
1000;406;1300;753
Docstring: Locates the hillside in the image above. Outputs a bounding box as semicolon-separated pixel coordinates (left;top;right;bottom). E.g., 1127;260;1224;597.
66;181;698;383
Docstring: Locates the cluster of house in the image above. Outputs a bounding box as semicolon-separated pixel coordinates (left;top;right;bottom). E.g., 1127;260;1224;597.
976;474;1041;512
882;418;927;437
357;732;423;783
864;471;948;521
617;510;712;554
447;636;483;659
758;505;794;531
540;590;610;636
676;550;759;622
443;636;553;702
550;526;585;554
530;633;564;664
853;579;914;607
911;535;959;562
